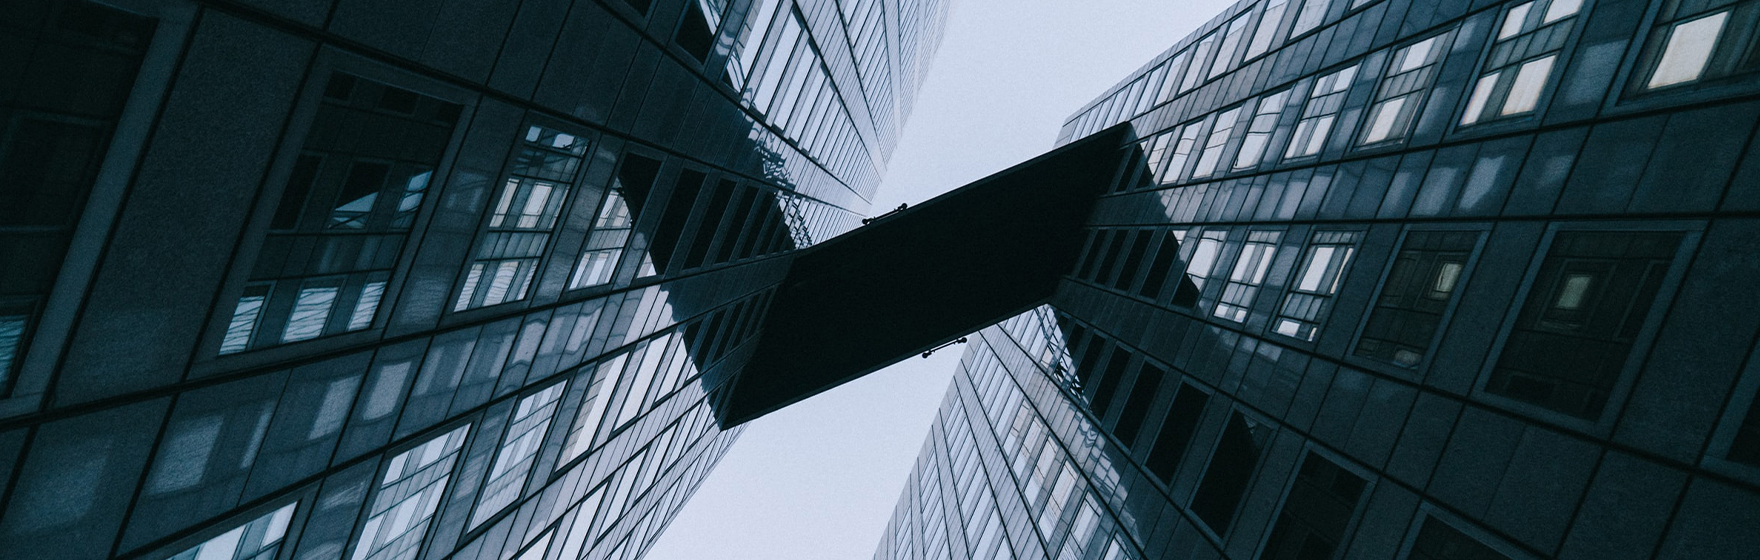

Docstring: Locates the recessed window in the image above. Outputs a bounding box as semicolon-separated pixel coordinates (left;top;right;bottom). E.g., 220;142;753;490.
1260;452;1368;560
1191;410;1272;535
1362;32;1450;145
1145;383;1209;483
1355;231;1480;367
1214;231;1281;323
1730;386;1760;467
1460;0;1582;125
1158;50;1192;105
457;125;587;311
1;0;156;379
1234;90;1291;169
1632;1;1760;93
1193;107;1243;178
1138;230;1189;300
1160;121;1204;183
225;73;460;354
1405;515;1512;560
1486;231;1682;419
1274;231;1359;341
1285;65;1357;159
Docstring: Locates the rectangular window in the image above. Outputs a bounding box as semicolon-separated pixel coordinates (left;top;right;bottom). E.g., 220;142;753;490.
1406;516;1512;560
1355;231;1479;367
168;502;297;560
1182;32;1219;92
1246;0;1291;59
1214;231;1281;323
471;382;566;528
1234;90;1290;169
1193;107;1242;178
229;73;461;354
640;170;707;276
1273;231;1360;341
1191;410;1271;534
1460;0;1583;125
1145;383;1208;483
0;0;156;380
1184;231;1227;291
457;125;587;311
1111;363;1165;446
1158;51;1191;104
1260;452;1369;560
1633;0;1760;91
1138;230;1188;300
1208;13;1252;79
1487;231;1682;419
1729;387;1760;467
568;154;661;290
1285;65;1356;159
727;0;781;85
1111;231;1153;291
1161;122;1203;183
1363;32;1450;145
352;424;470;560
1288;0;1331;38
559;354;629;467
1088;347;1133;419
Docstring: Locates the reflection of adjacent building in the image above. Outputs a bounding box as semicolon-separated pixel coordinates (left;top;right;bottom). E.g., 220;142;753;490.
876;0;1760;559
0;1;947;560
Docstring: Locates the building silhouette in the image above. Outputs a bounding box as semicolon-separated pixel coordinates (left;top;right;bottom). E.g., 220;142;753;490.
873;0;1760;559
0;0;947;559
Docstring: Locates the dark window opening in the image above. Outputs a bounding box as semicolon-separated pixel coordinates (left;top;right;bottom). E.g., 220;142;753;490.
1487;231;1681;419
1191;410;1271;534
1145;383;1208;483
1139;232;1184;299
1409;516;1511;560
643;170;706;275
1111;363;1165;446
1260;452;1369;560
1088;348;1133;418
1355;231;1479;367
685;180;738;269
676;1;717;62
1112;231;1153;291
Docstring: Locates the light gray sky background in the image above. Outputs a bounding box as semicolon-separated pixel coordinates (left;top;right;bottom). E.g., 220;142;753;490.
646;1;1234;558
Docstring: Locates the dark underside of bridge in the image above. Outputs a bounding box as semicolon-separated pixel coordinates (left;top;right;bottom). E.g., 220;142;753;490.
711;126;1136;427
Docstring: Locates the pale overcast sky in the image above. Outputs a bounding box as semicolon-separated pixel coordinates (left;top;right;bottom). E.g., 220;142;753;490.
645;1;1236;558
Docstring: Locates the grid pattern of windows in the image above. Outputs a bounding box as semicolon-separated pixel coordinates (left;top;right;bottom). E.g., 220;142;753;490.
456;125;587;311
1355;231;1479;367
1362;32;1451;145
1285;65;1356;159
351;424;471;560
1487;231;1681;419
223;73;460;354
1214;230;1281;323
1273;231;1359;341
1459;0;1584;125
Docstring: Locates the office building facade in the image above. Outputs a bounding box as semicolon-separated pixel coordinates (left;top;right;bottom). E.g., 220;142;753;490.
0;0;946;560
877;0;1760;558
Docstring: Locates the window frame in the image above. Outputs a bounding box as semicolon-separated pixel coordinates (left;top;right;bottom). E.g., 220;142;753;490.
1454;0;1591;130
1251;445;1377;560
1269;229;1364;344
1614;0;1760;106
1704;338;1760;487
1470;221;1702;433
1395;502;1538;560
1345;225;1490;379
199;53;474;371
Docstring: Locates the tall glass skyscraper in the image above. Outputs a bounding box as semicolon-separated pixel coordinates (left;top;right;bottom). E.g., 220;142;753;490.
876;0;1760;559
0;0;946;559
